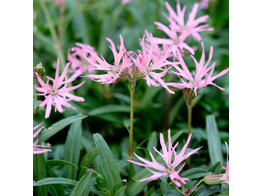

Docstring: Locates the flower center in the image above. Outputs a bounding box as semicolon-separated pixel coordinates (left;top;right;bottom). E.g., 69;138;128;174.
189;79;196;89
51;89;58;96
109;65;122;76
181;26;187;31
165;164;175;175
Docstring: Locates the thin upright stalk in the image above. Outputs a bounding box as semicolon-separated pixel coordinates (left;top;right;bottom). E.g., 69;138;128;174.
187;105;192;142
39;0;66;69
184;89;194;168
39;0;73;91
186;105;192;168
128;86;135;158
128;83;135;181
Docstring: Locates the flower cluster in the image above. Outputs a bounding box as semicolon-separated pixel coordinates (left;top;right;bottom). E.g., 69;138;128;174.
128;129;202;186
67;43;97;81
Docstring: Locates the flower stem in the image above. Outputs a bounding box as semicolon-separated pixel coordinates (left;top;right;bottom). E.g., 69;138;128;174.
39;0;66;70
128;78;136;181
187;105;192;143
39;0;75;93
128;85;135;158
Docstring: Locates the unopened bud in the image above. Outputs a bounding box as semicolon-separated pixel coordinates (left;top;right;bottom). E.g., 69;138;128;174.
203;174;224;185
34;63;45;78
135;72;145;79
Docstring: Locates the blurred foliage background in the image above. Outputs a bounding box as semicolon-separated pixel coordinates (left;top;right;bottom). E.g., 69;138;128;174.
33;0;229;174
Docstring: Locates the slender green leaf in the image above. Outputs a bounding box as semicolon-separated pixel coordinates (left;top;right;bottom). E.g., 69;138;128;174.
63;120;82;180
70;170;93;196
159;180;171;194
147;131;157;157
96;178;112;194
135;147;151;161
66;0;90;44
206;115;223;165
33;177;78;187
34;99;43;111
46;160;78;169
218;191;229;196
140;86;162;108
221;183;229;192
93;133;124;193
98;191;112;196
78;147;98;180
46;163;65;196
88;105;130;116
168;96;184;127
191;184;221;196
33;153;48;196
81;137;100;173
113;185;127;196
146;186;155;196
181;168;212;180
208;161;222;174
163;189;183;196
39;114;87;142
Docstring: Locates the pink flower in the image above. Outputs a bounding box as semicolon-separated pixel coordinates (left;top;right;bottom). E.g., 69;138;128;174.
134;33;177;94
85;35;132;84
33;122;52;154
142;30;173;62
165;1;213;41
67;43;97;80
35;59;85;119
199;0;210;9
121;0;131;4
167;42;229;96
128;129;202;187
153;21;195;58
152;1;213;58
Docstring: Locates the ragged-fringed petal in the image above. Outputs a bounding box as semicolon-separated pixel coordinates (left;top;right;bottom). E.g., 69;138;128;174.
44;97;53;119
33;121;43;130
140;168;166;182
154;21;177;40
130;152;165;171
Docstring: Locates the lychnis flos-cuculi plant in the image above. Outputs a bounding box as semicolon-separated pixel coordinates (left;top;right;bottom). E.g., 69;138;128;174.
33;0;229;195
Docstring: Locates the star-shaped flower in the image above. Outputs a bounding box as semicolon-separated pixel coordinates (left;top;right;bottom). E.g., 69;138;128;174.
35;59;85;118
128;129;202;187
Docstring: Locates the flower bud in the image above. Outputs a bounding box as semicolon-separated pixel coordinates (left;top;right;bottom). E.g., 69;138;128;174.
203;174;226;185
135;72;145;79
34;63;45;78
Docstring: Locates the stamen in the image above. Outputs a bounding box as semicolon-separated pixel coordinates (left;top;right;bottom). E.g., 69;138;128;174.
51;89;58;96
108;65;122;76
165;164;175;175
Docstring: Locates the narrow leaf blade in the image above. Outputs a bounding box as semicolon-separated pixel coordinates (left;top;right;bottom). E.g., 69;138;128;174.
206;115;223;165
70;170;93;196
63;120;82;180
93;133;123;192
39;114;87;142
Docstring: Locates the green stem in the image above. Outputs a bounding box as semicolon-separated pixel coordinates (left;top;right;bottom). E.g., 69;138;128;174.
39;0;74;92
128;86;135;158
187;105;192;140
186;105;192;168
128;80;136;181
39;0;66;70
